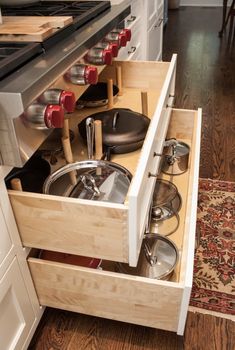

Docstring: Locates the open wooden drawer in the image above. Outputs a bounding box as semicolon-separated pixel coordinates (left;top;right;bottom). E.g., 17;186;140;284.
8;55;188;267
27;108;202;335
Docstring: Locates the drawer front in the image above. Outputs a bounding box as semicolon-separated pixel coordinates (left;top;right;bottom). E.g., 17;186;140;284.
127;56;177;266
28;257;183;332
8;57;177;266
147;17;163;61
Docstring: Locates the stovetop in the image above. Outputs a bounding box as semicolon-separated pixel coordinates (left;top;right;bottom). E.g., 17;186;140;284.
1;1;111;29
0;1;111;79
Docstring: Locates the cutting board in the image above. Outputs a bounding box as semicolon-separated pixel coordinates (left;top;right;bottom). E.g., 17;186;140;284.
0;16;73;42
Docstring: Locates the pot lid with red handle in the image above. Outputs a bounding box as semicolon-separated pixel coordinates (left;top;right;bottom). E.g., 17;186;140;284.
78;108;150;146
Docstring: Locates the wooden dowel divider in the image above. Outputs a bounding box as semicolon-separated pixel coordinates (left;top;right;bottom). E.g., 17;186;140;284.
107;78;114;109
94;120;103;176
141;91;148;117
61;136;77;186
62;118;70;139
10;178;23;191
116;65;123;96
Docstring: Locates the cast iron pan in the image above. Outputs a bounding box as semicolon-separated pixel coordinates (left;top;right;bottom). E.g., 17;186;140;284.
76;82;119;109
5;154;51;193
78;108;150;159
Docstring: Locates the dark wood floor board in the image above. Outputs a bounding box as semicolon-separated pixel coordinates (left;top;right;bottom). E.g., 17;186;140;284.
184;312;235;350
29;7;235;350
163;7;235;181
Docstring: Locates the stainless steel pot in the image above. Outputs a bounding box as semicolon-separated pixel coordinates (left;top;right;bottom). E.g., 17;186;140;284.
162;140;190;175
43;160;132;204
117;234;179;280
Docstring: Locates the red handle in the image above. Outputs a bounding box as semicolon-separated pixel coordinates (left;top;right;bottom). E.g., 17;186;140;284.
44;105;64;128
122;28;131;41
118;32;127;47
84;66;98;84
59;90;76;113
102;49;113;65
108;43;119;57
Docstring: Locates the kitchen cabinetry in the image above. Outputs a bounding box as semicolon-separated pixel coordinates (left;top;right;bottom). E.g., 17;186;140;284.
7;55;201;335
118;0;164;61
0;169;43;350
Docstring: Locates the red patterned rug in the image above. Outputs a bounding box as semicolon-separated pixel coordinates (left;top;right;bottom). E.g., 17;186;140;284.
189;178;235;317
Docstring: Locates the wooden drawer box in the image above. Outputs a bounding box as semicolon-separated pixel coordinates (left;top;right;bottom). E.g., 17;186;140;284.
27;107;202;335
8;57;177;267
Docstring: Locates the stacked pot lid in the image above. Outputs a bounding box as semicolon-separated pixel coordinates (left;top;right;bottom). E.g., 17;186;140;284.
150;179;182;237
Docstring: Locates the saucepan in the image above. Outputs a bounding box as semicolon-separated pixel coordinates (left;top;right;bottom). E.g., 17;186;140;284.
161;139;190;175
78;108;150;160
76;82;119;109
116;233;179;281
43;160;132;204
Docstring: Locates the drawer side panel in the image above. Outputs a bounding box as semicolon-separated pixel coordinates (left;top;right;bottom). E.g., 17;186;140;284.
9;192;128;262
29;258;184;332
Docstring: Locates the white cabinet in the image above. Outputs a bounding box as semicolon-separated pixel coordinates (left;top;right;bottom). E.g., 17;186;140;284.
118;0;164;61
0;207;12;266
0;258;35;350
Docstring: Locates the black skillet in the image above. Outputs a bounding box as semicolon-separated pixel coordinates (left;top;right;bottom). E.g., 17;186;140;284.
76;82;119;109
5;154;51;193
78;108;150;160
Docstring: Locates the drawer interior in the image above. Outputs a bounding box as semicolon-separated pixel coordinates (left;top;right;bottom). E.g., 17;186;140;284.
8;59;175;264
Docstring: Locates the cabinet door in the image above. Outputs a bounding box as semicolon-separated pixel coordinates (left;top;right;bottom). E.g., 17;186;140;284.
147;0;158;29
0;206;12;266
147;16;163;61
0;257;35;350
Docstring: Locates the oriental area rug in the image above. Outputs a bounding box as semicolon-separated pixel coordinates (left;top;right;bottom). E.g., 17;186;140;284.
189;178;235;320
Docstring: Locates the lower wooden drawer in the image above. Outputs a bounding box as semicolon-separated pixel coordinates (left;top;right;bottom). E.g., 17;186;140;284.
28;253;184;334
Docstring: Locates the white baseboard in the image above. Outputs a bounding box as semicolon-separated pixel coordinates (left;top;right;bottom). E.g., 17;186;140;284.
180;0;232;6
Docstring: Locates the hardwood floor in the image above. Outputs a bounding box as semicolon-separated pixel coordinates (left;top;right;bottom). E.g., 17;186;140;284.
162;6;235;181
28;7;235;350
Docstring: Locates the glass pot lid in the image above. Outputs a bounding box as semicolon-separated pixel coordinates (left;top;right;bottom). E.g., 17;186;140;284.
152;179;179;207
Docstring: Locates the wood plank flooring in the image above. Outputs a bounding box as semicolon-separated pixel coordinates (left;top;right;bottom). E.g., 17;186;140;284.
28;7;235;350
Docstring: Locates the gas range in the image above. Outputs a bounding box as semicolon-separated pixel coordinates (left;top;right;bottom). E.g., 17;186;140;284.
0;1;111;79
1;1;111;30
0;1;131;167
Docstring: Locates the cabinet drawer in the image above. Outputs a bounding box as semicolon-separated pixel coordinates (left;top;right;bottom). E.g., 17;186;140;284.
28;107;202;335
118;16;143;61
8;57;177;266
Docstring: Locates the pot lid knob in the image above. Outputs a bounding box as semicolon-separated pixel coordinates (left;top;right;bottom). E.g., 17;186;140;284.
59;90;76;113
102;49;113;65
84;65;98;84
44;105;64;128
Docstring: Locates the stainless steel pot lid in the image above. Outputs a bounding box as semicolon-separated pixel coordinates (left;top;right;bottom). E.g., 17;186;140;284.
43;160;132;204
116;234;178;280
152;179;178;207
150;208;180;236
164;140;190;157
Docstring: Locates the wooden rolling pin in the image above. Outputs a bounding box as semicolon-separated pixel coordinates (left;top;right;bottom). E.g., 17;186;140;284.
141;91;148;117
61;136;77;186
10;178;23;191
